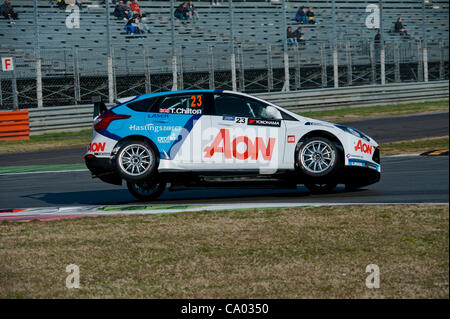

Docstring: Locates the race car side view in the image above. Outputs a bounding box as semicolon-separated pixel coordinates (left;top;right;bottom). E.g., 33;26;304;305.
85;90;380;200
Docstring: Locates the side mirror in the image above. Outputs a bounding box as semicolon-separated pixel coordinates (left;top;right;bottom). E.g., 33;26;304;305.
265;106;282;119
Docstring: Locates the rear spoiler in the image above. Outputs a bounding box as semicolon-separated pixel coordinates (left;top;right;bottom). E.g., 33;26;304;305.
92;96;107;118
92;95;136;118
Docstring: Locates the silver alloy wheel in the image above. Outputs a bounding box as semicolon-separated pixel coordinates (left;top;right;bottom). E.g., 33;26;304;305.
119;144;152;176
299;140;335;174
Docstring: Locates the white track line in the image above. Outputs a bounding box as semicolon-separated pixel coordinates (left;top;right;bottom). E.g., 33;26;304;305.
1;202;448;219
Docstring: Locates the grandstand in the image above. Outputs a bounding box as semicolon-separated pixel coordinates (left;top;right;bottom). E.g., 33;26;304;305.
0;0;448;107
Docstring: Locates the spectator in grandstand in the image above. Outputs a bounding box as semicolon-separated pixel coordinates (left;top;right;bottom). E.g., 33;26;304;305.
61;0;83;10
124;15;141;34
374;29;382;57
56;0;66;10
286;27;298;45
1;0;18;23
174;2;190;21
187;1;199;20
374;29;381;44
124;1;134;19
113;0;128;20
295;26;305;45
131;0;143;18
306;6;316;24
295;7;307;25
394;17;408;36
135;16;150;33
210;0;220;6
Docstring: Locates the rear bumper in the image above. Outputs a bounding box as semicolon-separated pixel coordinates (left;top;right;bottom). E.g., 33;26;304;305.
84;155;122;186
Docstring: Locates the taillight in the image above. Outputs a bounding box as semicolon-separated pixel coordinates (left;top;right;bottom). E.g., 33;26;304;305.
94;110;130;131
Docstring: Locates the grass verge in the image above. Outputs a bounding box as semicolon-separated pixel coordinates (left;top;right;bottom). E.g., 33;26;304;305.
381;136;449;155
0;164;87;174
0;130;91;154
298;101;449;122
0;205;448;298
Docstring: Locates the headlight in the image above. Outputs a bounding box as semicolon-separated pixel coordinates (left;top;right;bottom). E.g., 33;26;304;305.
335;124;370;142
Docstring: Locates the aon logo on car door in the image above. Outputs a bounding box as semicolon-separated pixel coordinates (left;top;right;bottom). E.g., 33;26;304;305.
202;93;286;168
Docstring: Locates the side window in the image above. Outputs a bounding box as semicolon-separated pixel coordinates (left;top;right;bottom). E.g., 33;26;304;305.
213;94;274;119
126;97;158;112
158;94;203;115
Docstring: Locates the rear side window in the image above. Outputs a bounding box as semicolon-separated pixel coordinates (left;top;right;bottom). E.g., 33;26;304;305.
126;97;158;112
158;94;203;115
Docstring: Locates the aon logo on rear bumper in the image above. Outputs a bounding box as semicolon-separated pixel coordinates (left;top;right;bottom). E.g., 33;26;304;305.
88;142;106;152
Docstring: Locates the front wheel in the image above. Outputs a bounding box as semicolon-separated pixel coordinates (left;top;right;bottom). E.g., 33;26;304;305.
127;181;166;201
297;137;341;177
304;182;338;194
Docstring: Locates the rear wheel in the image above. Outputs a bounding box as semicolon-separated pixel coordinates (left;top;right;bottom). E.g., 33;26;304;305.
127;181;166;201
116;140;156;181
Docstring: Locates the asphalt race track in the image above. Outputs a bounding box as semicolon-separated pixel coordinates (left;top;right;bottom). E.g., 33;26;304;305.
0;112;448;211
0;155;448;210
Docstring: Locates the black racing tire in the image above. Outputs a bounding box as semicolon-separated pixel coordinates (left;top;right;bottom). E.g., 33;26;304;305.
116;139;157;182
127;181;167;201
297;137;341;178
305;182;338;194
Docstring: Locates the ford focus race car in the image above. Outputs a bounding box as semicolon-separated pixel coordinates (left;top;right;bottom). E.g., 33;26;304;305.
85;90;380;200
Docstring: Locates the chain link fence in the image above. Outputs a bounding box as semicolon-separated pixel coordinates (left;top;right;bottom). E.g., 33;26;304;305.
0;39;448;110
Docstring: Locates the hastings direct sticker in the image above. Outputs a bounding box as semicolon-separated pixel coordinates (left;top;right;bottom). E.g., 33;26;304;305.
129;124;182;133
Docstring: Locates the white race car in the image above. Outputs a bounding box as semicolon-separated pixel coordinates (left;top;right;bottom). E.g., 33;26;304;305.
85;90;380;200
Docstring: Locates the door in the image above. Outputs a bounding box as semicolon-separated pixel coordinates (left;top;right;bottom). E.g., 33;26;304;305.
205;93;286;173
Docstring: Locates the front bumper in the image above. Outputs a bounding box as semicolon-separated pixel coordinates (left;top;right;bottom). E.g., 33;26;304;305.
84;155;122;185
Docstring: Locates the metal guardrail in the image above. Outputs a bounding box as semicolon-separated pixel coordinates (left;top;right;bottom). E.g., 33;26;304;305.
28;81;449;135
256;81;449;111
